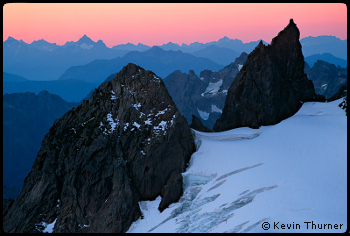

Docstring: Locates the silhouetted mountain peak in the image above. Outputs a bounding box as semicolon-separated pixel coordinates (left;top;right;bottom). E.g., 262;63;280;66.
217;36;243;44
3;36;25;46
77;34;94;44
270;18;300;47
214;19;322;131
4;36;17;43
3;63;195;233
146;46;167;54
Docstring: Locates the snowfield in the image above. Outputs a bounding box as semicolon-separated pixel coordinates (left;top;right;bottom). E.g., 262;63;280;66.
127;99;347;233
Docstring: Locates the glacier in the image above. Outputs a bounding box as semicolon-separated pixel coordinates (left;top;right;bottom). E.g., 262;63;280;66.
127;99;347;233
201;79;223;97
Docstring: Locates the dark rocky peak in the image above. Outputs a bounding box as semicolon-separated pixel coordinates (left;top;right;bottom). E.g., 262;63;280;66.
3;63;195;233
270;19;300;46
189;115;213;132
189;69;196;76
213;19;323;132
233;52;248;65
327;81;347;115
327;81;347;102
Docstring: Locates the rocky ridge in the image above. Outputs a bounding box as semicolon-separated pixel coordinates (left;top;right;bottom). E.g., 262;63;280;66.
3;63;195;233
214;19;324;132
304;60;347;99
164;52;248;129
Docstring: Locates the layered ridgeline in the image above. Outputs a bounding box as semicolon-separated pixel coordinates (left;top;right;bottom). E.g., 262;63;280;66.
3;63;195;233
214;19;324;132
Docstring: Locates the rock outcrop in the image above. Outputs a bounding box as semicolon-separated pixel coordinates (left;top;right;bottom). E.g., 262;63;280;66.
327;81;347;115
189;115;213;132
214;19;324;132
3;63;195;233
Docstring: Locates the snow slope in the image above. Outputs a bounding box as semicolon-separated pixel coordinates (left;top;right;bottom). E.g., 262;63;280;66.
127;99;347;233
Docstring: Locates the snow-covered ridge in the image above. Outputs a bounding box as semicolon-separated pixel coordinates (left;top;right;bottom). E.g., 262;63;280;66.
127;99;347;233
193;127;263;141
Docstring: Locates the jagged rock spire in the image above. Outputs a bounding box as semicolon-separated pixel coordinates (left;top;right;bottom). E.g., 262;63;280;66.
213;19;323;132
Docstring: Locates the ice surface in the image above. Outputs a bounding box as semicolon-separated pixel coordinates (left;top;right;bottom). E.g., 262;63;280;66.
144;118;152;125
37;218;57;233
133;122;141;129
106;113;118;133
197;108;210;120
201;79;223;96
132;103;141;110
197;105;222;121
155;105;171;117
153;75;161;81
111;90;117;100
123;122;129;131
211;104;222;113
80;43;93;49
127;99;347;233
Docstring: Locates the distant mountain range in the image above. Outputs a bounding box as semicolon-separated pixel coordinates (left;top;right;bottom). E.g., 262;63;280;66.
57;46;224;83
304;53;347;68
4;34;345;82
300;35;347;60
109;36;267;54
3;72;29;82
3;73;99;102
3;35;128;81
3;34;347;103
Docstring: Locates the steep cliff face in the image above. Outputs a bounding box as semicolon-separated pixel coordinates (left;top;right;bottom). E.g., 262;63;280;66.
3;63;195;233
214;19;323;132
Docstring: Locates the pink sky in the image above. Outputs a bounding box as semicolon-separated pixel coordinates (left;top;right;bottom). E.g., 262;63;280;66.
3;3;347;47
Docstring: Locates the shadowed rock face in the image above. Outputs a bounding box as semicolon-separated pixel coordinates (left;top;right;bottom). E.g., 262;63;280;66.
214;19;323;132
3;63;195;233
189;115;213;132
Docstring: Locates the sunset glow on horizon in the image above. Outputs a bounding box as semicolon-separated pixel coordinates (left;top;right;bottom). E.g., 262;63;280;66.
3;3;347;47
